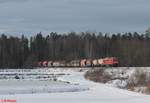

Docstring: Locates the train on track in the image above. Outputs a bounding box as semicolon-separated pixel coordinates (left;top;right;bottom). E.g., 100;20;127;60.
35;57;119;68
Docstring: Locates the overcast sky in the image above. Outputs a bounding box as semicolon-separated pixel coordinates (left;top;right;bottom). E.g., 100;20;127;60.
0;0;150;36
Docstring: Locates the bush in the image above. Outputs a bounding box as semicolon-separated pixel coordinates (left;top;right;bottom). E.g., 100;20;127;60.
84;69;112;83
128;69;149;86
146;85;150;94
127;69;150;94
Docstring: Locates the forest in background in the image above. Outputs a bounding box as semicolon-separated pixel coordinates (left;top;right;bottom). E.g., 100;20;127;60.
0;30;150;68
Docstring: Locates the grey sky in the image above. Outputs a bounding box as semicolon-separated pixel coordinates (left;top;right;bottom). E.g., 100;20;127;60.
0;0;149;36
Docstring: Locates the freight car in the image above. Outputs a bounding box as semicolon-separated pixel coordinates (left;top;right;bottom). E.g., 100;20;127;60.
48;61;53;67
70;60;80;67
52;61;61;67
86;59;92;67
92;59;98;66
80;59;86;67
38;61;43;67
43;61;48;67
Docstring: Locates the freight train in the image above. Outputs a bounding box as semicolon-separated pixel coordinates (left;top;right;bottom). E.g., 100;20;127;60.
36;57;119;67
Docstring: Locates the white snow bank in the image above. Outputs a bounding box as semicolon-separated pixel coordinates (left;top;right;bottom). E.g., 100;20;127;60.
106;79;128;88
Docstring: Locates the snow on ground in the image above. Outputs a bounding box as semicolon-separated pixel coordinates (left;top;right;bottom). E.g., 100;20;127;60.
0;80;88;95
1;68;150;103
0;68;89;95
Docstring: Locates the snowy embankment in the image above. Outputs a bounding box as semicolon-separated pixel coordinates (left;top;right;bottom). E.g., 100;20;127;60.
1;68;150;103
100;67;150;93
85;67;150;94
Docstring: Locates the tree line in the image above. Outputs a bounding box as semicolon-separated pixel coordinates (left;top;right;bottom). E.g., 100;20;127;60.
0;31;150;68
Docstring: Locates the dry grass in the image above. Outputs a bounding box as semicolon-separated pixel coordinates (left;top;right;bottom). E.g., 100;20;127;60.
127;83;135;91
146;85;150;94
128;69;149;86
84;69;112;83
127;69;150;94
85;68;150;94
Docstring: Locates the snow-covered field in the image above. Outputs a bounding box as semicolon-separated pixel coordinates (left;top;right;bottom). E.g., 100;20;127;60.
0;68;89;95
1;67;150;103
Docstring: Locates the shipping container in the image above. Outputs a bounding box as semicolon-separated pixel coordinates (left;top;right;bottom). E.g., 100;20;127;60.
38;61;43;67
80;59;86;67
98;59;103;65
66;63;72;67
43;61;48;67
48;61;53;67
92;59;98;66
52;61;60;67
70;60;80;67
86;59;92;67
59;61;66;67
